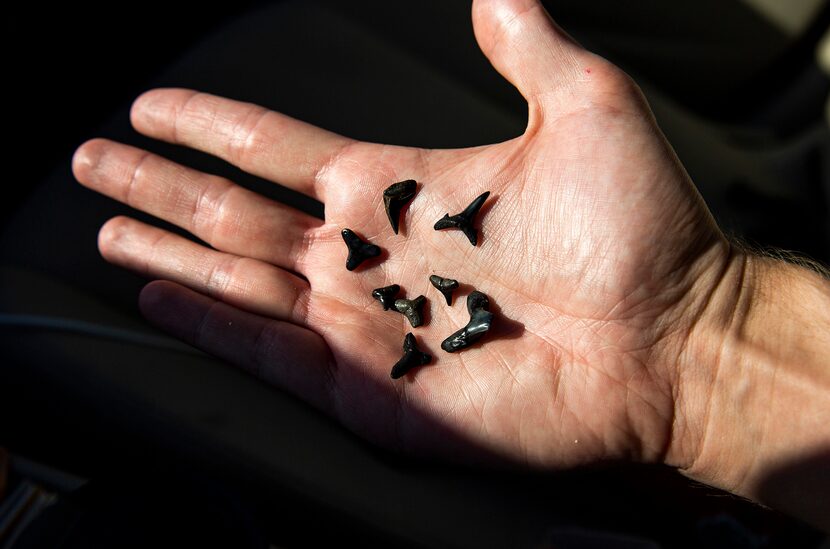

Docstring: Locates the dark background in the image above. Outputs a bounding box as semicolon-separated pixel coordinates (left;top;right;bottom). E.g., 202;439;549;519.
1;1;829;547
4;1;830;259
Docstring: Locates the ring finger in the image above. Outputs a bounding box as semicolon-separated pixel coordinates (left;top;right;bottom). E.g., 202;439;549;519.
98;216;310;323
73;138;321;275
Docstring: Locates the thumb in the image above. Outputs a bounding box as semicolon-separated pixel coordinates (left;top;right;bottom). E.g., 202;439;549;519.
472;0;587;103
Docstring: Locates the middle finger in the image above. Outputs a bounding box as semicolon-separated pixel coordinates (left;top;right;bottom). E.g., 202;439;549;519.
98;216;310;323
73;138;322;274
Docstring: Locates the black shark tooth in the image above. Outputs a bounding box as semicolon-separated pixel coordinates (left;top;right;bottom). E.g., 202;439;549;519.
433;191;490;246
441;290;494;352
394;295;427;328
383;179;417;235
341;228;381;271
390;333;432;379
429;275;459;306
372;284;401;310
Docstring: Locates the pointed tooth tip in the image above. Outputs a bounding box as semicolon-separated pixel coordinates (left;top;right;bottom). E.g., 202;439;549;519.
471;191;490;207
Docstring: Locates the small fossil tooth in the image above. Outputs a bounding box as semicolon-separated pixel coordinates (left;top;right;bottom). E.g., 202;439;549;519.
465;290;489;314
391;333;432;379
372;284;401;310
394;295;427;328
433;191;490;246
383;180;417;235
341;228;381;271
429;275;459;306
441;290;494;352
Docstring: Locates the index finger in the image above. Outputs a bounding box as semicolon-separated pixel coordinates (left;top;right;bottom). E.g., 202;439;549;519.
130;88;354;202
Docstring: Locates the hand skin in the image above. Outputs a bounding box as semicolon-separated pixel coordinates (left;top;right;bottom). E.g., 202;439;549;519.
676;255;830;530
71;0;829;531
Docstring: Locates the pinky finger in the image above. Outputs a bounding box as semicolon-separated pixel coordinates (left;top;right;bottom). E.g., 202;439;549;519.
140;280;337;415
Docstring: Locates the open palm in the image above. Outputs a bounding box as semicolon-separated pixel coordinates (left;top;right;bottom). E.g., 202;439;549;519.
74;0;729;470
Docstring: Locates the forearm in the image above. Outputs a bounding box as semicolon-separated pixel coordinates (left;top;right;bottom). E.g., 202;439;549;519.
671;250;830;531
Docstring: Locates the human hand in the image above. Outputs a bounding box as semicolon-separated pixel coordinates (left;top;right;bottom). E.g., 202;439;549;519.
73;0;732;473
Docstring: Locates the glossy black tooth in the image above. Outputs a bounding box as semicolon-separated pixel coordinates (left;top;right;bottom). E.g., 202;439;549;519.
466;290;490;315
394;295;427;328
441;290;494;352
429;275;459;306
433;191;490;246
341;228;381;271
391;333;432;379
371;284;400;310
383;180;417;235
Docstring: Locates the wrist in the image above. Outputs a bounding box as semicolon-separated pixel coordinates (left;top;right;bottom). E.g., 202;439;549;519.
668;248;830;528
649;238;743;472
664;247;754;479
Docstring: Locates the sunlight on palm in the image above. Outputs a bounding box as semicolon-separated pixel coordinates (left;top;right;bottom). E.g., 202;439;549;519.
73;0;730;470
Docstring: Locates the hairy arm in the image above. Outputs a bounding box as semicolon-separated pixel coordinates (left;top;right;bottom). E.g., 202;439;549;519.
670;251;830;531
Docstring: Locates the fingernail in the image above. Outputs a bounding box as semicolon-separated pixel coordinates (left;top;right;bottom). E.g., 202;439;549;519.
72;139;106;182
